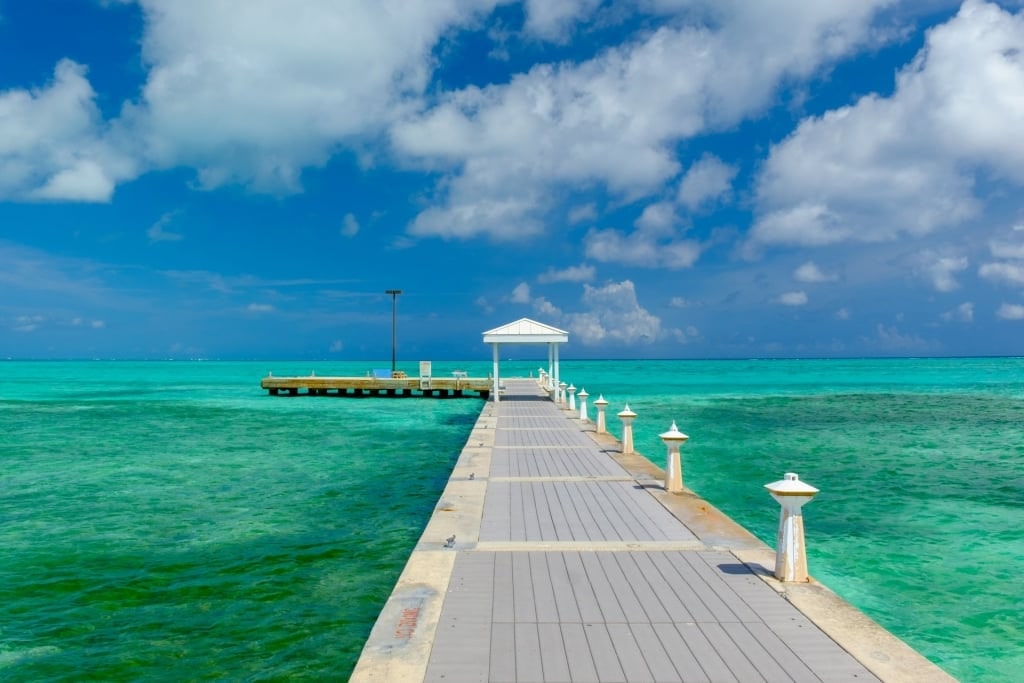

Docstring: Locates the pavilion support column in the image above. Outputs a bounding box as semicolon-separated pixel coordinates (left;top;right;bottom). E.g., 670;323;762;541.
492;343;500;403
554;343;561;402
547;343;555;400
548;344;554;393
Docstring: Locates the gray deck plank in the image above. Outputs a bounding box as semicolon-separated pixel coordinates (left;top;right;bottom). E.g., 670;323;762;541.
562;623;600;683
721;622;795;683
536;482;559;540
537;622;572;683
681;552;762;623
530;551;561;623
576;482;625;541
701;622;766;682
579;552;628;623
628;552;694;622
664;552;743;622
545;552;582;623
651;622;710;683
673;622;739;683
582;623;627;683
594;552;648;623
562;481;603;542
512;552;537;623
562;551;603;623
493;551;515;623
555;481;587;541
629;622;681;682
481;484;510;541
646;552;717;623
510;481;526;541
490;622;517;683
606;480;698;542
732;622;820;683
606;623;654;682
610;552;673;624
514;623;545;682
425;553;493;683
594;482;649;540
547;482;576;542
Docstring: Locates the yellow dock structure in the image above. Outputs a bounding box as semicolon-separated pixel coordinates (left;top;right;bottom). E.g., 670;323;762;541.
260;375;491;399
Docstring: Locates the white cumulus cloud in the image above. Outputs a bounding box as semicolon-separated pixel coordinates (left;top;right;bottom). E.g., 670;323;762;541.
677;153;737;210
393;0;895;241
749;0;1024;253
793;261;837;283
941;302;974;322
120;0;502;192
997;302;1024;319
669;296;692;308
979;261;1024;286
584;225;702;269
537;264;595;283
510;282;532;303
523;0;603;41
0;60;128;202
341;213;360;237
148;212;184;242
921;253;969;292
779;291;809;306
563;280;662;346
568;203;598;225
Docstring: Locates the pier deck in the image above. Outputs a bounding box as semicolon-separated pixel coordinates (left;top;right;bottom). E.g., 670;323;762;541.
352;380;953;682
260;375;491;398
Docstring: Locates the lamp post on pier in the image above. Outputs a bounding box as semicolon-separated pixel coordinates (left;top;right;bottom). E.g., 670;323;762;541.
385;289;402;373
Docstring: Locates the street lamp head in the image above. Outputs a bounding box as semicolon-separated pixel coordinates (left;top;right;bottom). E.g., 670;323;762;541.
386;289;403;296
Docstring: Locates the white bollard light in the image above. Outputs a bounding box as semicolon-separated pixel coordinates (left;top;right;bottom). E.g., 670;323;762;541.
568;384;577;411
659;421;689;494
578;389;589;422
765;473;820;582
558;381;567;404
593;395;608;433
618;405;637;454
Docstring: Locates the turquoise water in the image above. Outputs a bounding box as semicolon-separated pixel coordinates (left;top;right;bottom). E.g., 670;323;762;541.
2;359;1022;681
0;361;482;681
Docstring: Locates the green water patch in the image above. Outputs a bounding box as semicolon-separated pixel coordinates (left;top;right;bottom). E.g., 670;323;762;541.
0;392;482;681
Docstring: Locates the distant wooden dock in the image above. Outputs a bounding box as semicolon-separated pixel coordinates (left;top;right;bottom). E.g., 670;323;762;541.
351;379;954;682
260;375;491;398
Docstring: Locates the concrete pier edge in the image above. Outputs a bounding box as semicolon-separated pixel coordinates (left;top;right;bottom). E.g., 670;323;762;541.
351;390;955;683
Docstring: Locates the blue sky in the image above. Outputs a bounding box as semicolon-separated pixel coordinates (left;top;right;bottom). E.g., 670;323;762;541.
2;0;1023;360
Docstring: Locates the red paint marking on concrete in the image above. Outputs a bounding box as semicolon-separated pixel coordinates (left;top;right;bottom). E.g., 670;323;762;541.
394;607;421;640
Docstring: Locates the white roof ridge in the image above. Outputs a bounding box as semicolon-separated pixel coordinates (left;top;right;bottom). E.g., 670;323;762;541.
479;319;569;344
482;317;568;336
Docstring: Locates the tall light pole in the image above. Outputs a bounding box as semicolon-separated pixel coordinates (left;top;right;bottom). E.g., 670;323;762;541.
385;289;402;373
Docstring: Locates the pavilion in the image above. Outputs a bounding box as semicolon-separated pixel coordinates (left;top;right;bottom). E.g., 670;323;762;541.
482;318;568;402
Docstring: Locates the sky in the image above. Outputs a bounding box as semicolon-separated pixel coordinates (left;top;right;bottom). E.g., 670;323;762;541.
2;0;1024;360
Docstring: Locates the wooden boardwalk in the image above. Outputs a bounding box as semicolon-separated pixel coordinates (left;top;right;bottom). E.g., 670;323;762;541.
260;375;491;398
352;379;953;683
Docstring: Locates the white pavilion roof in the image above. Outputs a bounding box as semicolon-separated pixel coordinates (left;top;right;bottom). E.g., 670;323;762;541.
483;317;568;344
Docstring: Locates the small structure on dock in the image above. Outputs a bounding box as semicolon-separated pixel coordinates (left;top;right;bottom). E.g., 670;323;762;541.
482;317;568;402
